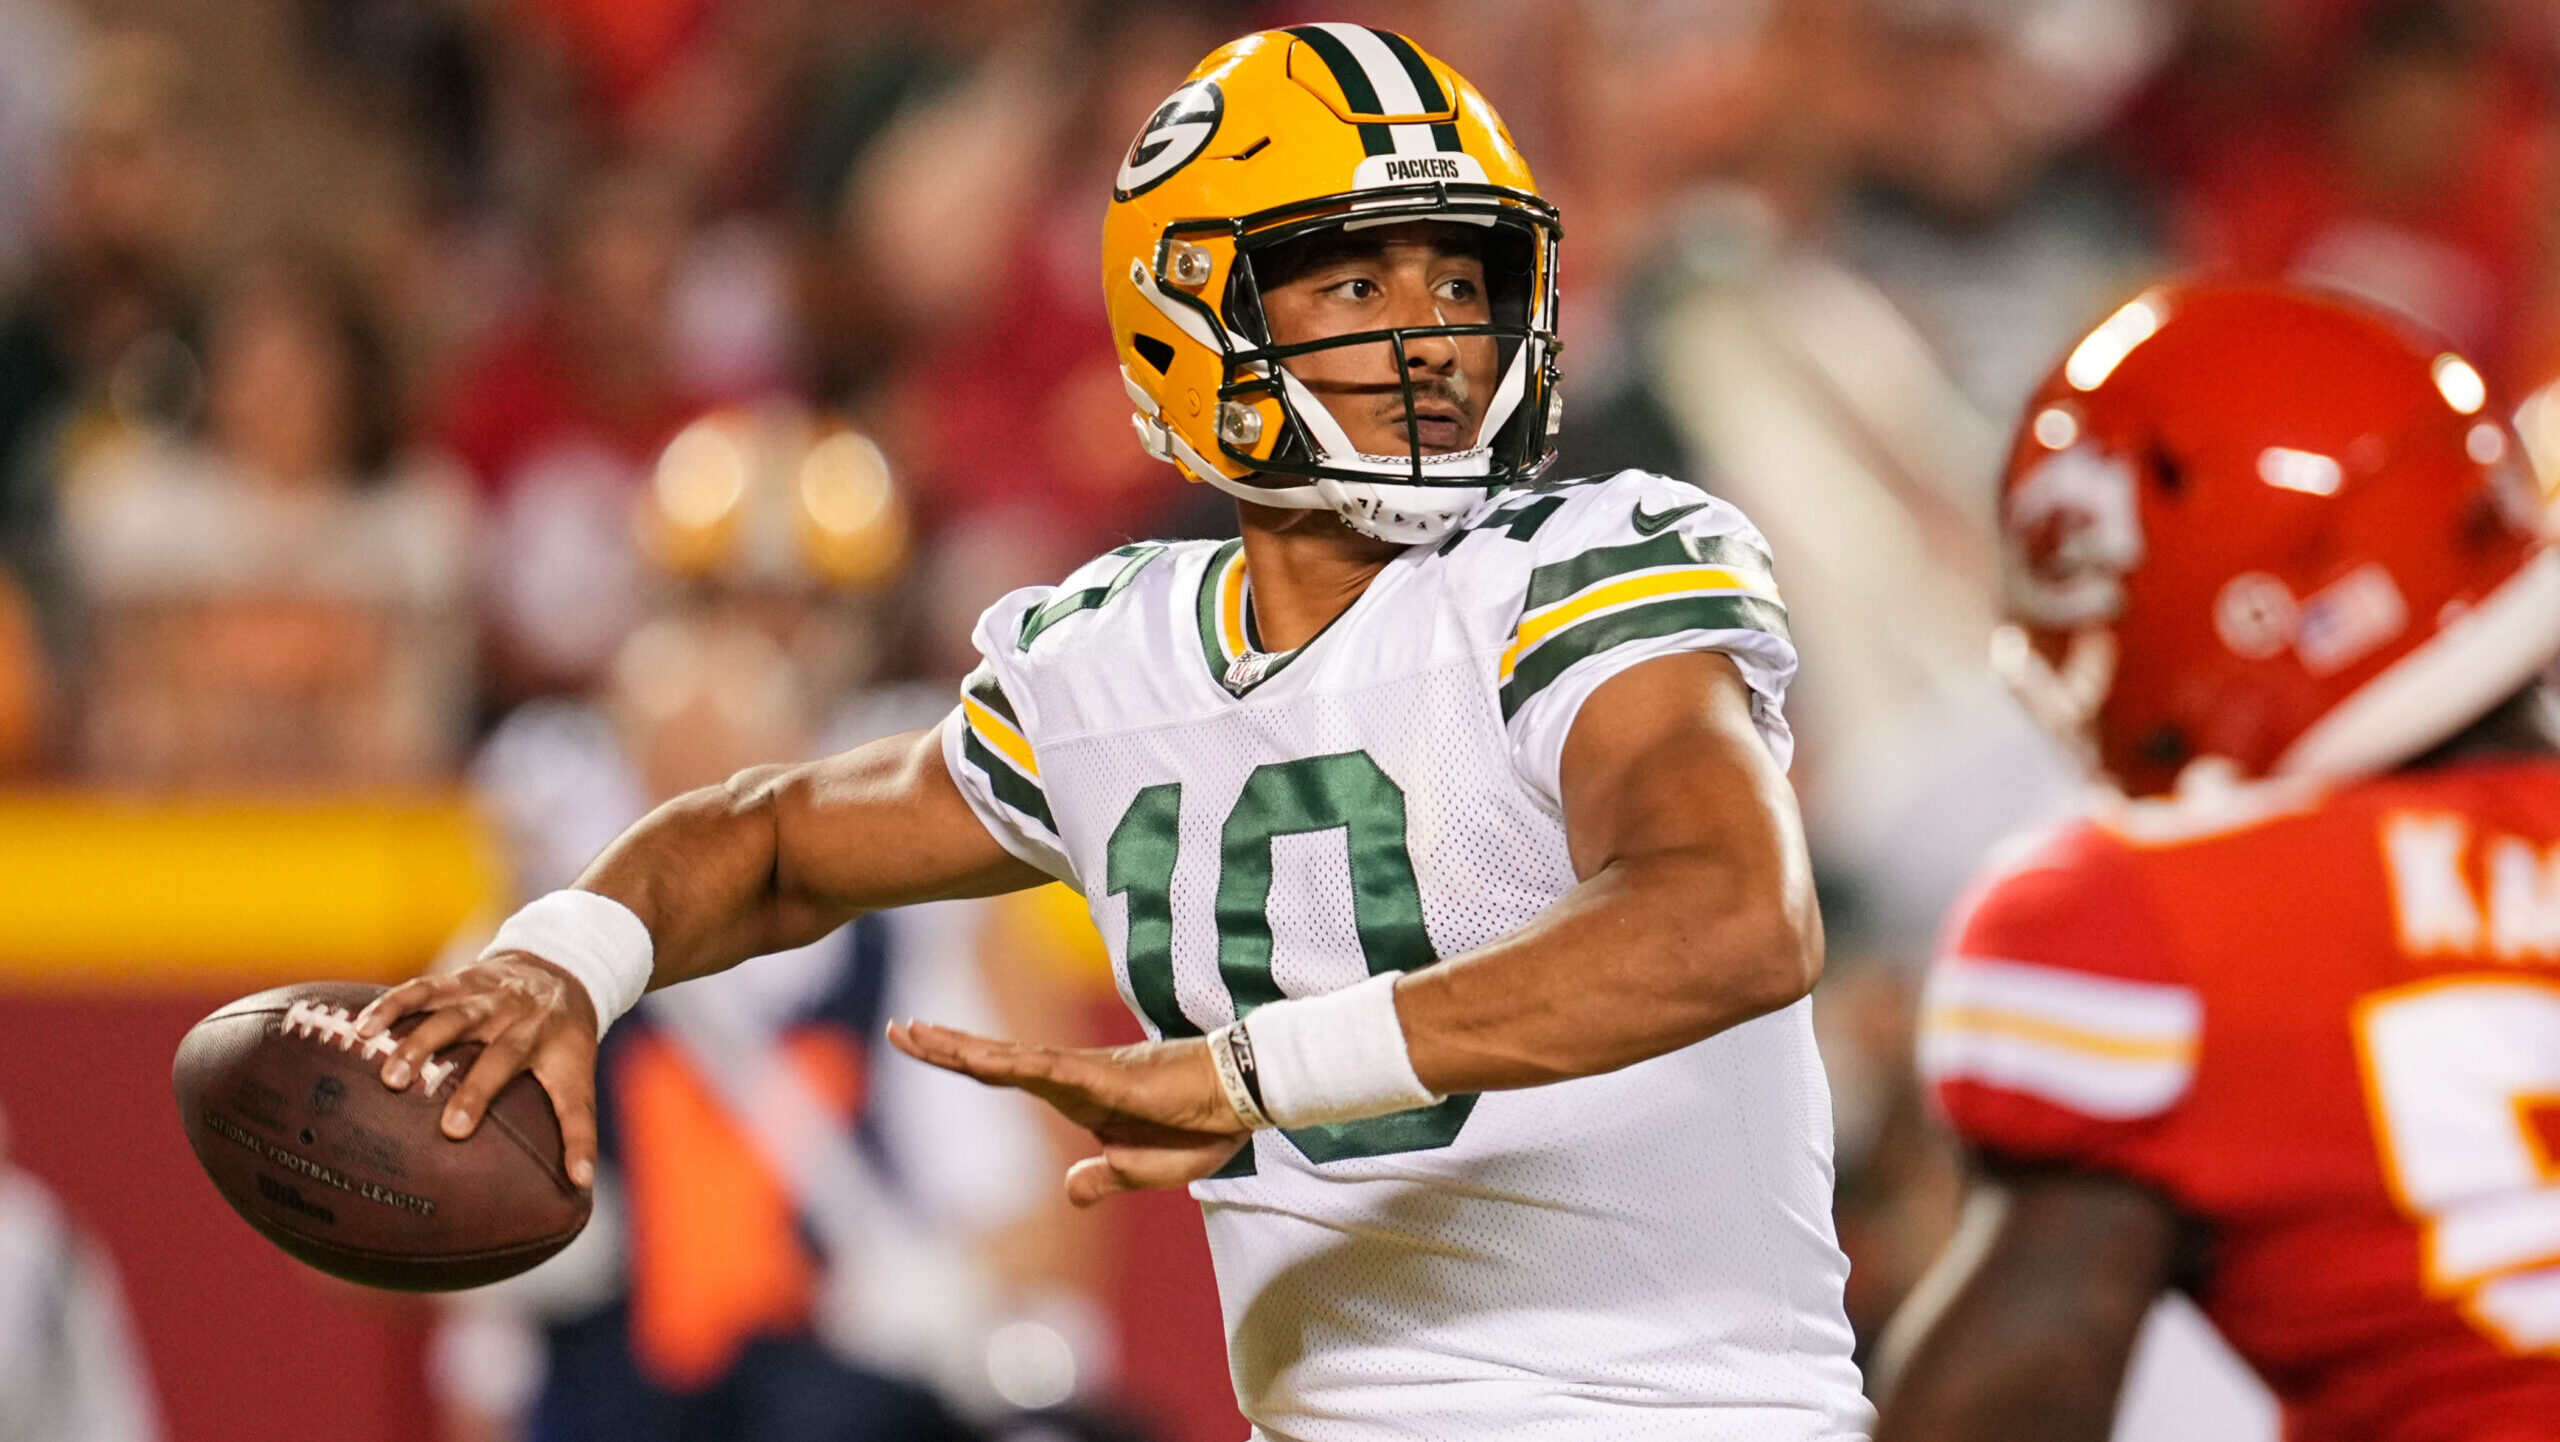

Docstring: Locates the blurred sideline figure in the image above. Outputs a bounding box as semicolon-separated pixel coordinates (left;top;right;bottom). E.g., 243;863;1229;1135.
1876;285;2560;1438
63;249;472;787
437;156;712;709
0;1101;162;1442
435;406;1124;1442
0;28;212;714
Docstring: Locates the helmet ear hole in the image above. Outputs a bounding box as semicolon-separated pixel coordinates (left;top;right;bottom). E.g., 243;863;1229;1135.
1133;334;1176;373
2150;445;2185;495
2140;725;2191;770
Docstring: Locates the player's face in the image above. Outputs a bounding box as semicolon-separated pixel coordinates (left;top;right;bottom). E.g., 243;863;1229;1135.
1258;222;1499;457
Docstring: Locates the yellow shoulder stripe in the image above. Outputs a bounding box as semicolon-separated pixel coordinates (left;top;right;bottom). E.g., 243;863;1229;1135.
1500;566;1768;680
962;696;1040;779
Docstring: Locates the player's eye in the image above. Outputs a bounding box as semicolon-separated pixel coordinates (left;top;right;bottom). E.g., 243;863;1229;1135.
1325;276;1379;302
1436;276;1481;306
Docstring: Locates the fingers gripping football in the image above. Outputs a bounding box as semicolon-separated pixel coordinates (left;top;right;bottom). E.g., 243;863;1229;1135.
355;953;602;1188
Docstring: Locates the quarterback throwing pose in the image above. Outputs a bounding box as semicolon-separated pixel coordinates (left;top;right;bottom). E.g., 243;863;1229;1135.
360;26;1873;1440
1876;287;2560;1440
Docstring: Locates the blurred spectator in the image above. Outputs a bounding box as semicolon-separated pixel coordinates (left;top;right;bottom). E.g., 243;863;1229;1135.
0;0;81;292
0;569;43;774
437;155;709;707
64;249;471;787
851;3;1239;555
1832;0;2167;417
0;1102;163;1442
2159;0;2560;391
0;28;214;704
439;406;1128;1442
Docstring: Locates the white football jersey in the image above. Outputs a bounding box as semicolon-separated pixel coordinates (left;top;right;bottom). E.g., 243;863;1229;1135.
941;471;1872;1441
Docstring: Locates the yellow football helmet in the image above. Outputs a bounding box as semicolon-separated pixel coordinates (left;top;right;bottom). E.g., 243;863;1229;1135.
1103;24;1562;543
636;403;909;592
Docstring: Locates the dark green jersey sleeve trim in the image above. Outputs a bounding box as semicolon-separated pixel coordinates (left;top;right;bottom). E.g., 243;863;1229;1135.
1017;543;1169;651
1522;530;1774;612
961;729;1056;833
1499;594;1791;720
964;668;1018;726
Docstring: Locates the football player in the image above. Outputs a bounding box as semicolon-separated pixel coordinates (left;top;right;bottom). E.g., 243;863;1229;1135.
360;26;1875;1441
1873;284;2560;1440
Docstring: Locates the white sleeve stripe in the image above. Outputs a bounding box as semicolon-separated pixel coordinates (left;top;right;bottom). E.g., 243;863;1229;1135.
1923;956;2202;1043
1919;956;2200;1120
1918;1024;2197;1119
1921;1007;2194;1063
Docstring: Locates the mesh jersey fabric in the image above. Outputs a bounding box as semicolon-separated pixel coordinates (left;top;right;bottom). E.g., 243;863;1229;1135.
1924;760;2560;1441
941;471;1871;1441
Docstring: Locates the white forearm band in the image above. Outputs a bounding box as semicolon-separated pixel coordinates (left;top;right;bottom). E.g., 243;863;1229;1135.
480;890;654;1036
1242;972;1442;1130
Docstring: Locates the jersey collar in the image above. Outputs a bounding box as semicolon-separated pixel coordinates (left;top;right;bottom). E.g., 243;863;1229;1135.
1195;539;1307;696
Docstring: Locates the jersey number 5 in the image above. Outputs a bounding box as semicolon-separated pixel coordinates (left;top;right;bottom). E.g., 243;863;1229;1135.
2355;977;2560;1353
1105;752;1477;1175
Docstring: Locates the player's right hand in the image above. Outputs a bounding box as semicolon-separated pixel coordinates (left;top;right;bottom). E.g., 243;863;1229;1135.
354;953;602;1190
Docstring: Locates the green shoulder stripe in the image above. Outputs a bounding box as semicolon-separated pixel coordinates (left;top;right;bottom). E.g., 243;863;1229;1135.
961;729;1056;832
1017;543;1170;651
1499;594;1790;720
964;670;1016;726
1523;530;1772;613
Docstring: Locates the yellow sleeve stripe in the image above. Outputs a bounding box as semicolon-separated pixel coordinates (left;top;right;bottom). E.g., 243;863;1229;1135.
1217;546;1249;660
962;696;1039;779
1500;566;1770;681
1922;1006;2198;1064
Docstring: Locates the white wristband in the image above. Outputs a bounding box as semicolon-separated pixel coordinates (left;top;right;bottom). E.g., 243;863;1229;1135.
1242;972;1443;1129
480;890;654;1036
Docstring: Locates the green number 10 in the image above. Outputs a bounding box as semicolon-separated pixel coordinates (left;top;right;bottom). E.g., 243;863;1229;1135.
1105;751;1477;1173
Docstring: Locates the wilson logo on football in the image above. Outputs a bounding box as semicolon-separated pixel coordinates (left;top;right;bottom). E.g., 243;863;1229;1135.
1116;81;1224;201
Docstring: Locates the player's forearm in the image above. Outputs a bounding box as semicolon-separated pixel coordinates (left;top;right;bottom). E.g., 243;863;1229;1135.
571;763;819;989
1394;844;1821;1094
1873;1175;2174;1442
1872;1348;2123;1442
572;728;1039;991
1873;1283;2136;1442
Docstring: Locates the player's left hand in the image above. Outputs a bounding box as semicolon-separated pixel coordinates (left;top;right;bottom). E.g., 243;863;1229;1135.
887;1020;1250;1207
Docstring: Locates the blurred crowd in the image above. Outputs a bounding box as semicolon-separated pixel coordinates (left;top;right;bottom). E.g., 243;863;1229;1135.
0;0;2555;1436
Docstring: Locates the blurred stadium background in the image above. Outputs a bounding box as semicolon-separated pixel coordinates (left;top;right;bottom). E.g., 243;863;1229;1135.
0;0;2548;1437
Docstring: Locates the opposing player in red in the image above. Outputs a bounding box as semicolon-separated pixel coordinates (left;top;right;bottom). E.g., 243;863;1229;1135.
1875;284;2560;1441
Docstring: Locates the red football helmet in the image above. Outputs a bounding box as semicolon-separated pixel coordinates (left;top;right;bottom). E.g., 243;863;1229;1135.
1997;283;2560;799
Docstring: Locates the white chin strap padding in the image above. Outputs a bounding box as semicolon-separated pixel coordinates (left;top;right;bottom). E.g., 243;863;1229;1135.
1312;475;1487;544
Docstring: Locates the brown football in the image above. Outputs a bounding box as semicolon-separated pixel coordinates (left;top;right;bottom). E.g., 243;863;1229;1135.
172;980;590;1291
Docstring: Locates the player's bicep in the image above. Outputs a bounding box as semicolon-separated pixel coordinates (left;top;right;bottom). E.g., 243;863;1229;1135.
767;726;1049;926
1875;1171;2181;1442
1553;651;1821;1012
1556;649;1802;882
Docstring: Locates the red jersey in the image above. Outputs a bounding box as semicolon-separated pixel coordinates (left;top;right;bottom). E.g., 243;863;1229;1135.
1923;758;2560;1442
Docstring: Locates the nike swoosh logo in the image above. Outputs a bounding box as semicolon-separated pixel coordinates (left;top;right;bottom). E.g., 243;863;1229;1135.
1630;501;1708;536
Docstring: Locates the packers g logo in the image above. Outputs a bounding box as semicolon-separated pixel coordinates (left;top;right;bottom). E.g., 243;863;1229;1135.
1115;81;1223;201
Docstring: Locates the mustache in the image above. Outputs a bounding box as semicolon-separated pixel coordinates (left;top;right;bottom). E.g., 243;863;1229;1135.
1376;374;1474;418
